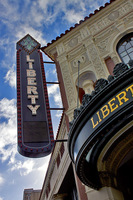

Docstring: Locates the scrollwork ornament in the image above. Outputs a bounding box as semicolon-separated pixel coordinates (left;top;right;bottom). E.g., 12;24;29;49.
108;75;115;82
82;94;92;106
113;63;129;77
95;78;108;93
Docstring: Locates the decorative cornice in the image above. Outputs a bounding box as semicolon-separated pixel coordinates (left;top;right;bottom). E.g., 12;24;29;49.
41;0;117;51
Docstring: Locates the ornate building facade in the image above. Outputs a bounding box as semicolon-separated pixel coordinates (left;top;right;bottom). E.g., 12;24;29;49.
24;0;133;199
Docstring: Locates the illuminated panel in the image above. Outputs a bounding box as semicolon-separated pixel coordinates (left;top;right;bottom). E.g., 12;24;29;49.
16;34;54;157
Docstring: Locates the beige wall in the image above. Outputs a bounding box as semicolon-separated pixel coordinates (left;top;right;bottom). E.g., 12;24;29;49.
44;0;133;122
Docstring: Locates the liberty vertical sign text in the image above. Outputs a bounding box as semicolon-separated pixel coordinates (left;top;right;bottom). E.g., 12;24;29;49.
26;55;40;115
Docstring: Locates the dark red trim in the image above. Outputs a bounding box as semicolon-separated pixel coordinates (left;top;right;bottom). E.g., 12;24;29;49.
17;50;22;147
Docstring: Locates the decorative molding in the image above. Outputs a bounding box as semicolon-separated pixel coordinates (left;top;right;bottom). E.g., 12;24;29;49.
80;26;90;39
64;35;82;51
71;53;89;68
108;10;119;21
89;2;132;35
68;37;78;47
70;52;91;74
97;38;109;55
67;45;85;60
60;62;76;107
87;43;106;78
123;12;133;24
94;28;114;43
56;54;67;64
56;43;65;56
118;2;133;17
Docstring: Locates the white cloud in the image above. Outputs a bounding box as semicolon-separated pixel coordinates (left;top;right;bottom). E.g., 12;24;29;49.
0;0;47;45
38;0;50;11
0;174;4;186
0;98;17;162
55;110;62;118
0;98;16;119
4;64;16;88
54;93;62;107
47;84;62;107
10;156;50;179
48;84;58;95
64;9;84;23
10;160;35;176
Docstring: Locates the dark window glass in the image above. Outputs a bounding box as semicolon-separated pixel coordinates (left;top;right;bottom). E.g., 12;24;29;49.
117;33;133;64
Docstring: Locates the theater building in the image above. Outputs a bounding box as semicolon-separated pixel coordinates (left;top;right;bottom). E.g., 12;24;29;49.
25;0;133;199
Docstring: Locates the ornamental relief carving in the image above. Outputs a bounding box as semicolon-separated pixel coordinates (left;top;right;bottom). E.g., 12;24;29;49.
118;2;133;17
80;26;90;39
97;17;110;31
56;54;67;64
64;35;82;51
56;43;65;55
70;52;91;73
61;63;76;107
94;26;118;43
87;44;106;78
89;25;98;35
89;18;111;35
96;38;109;54
108;10;119;21
123;12;133;24
89;2;132;35
84;37;94;47
67;45;85;60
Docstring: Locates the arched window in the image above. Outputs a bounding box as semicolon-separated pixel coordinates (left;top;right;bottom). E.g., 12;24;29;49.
76;71;96;103
117;33;133;64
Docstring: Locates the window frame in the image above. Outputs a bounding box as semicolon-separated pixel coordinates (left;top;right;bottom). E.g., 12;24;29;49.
116;32;133;64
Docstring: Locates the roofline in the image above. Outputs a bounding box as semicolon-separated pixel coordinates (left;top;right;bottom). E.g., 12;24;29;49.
41;0;116;51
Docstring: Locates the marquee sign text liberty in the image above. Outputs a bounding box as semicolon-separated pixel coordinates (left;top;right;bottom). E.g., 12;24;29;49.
26;55;40;115
91;84;133;129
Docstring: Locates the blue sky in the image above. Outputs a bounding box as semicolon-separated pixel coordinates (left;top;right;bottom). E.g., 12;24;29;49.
0;0;109;199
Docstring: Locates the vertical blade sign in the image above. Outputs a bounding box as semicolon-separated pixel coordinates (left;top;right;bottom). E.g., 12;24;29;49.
16;34;54;158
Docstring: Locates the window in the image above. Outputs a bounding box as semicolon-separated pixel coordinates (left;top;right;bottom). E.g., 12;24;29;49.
117;33;133;64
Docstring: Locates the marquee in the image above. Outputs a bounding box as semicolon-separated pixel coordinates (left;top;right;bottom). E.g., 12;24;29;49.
17;34;54;158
